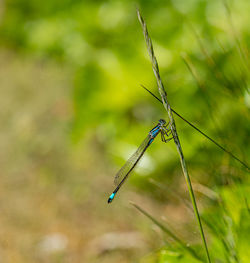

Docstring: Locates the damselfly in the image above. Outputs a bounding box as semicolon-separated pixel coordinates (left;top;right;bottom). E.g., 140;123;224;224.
108;119;172;203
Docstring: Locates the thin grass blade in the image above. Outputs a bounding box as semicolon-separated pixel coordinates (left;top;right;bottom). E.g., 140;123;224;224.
131;202;204;262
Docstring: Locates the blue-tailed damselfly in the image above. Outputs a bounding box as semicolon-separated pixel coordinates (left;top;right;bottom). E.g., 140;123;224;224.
108;119;172;203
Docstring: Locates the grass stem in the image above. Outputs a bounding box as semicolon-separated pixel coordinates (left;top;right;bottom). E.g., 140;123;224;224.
141;85;249;170
137;9;211;263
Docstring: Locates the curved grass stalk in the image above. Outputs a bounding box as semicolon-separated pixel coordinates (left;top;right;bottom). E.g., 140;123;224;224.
131;202;204;262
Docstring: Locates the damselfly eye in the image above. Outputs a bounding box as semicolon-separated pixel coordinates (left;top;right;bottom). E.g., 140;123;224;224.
159;119;166;125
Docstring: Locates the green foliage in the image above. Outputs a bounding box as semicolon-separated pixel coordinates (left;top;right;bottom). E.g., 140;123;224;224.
139;184;250;263
158;249;202;263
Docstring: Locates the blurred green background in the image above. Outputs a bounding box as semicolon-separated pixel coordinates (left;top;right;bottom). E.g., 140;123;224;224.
0;0;249;262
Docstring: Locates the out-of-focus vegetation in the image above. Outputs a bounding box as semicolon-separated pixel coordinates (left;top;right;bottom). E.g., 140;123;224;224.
0;0;249;262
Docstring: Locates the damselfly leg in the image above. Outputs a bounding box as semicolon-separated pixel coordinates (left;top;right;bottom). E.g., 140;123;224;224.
160;122;172;143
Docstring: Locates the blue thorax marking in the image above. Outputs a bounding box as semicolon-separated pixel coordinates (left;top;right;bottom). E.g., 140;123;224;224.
150;125;161;138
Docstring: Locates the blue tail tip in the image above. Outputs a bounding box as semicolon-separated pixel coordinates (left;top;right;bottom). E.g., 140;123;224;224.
108;192;116;204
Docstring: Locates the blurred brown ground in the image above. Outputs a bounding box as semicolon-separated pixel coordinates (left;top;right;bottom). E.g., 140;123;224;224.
0;50;196;263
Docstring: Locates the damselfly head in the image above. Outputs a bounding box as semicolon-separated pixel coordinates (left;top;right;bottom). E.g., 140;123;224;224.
158;119;166;126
